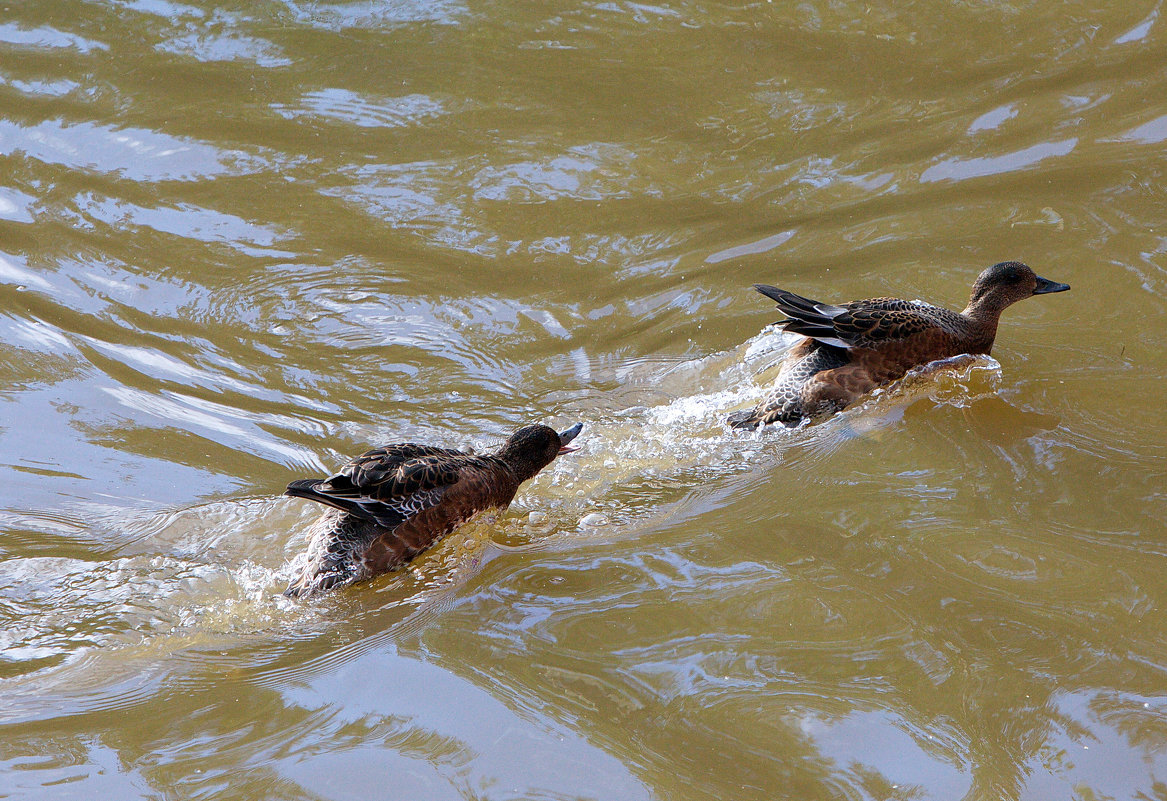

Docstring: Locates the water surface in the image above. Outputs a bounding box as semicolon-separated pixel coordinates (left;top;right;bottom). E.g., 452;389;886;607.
2;1;1166;799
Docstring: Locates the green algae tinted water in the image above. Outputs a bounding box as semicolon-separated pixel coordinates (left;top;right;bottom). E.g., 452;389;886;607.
1;2;1165;799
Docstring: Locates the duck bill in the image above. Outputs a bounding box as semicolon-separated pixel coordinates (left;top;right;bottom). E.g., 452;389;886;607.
1032;275;1071;295
557;422;583;454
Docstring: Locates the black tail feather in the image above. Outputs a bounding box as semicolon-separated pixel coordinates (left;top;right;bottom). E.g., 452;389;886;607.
284;479;346;508
753;284;845;326
286;480;376;522
780;318;839;340
285;479;406;529
754;284;820;318
726;410;760;430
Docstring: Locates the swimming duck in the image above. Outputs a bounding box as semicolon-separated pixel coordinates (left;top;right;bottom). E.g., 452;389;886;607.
283;422;583;597
727;261;1069;429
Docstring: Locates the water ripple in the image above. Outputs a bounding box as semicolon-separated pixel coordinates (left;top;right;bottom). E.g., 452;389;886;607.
273;89;450;129
0;22;108;53
0;119;263;181
280;0;469;30
920;138;1078;183
70;193;293;258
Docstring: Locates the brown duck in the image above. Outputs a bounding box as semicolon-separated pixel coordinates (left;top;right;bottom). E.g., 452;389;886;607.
727;261;1070;429
283;422;583;597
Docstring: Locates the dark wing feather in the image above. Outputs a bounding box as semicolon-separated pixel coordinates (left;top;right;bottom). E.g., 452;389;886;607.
754;285;949;350
833;300;944;347
336;443;465;489
286;445;469;528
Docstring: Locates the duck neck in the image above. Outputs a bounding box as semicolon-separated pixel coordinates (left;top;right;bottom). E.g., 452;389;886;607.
959;298;1003;353
496;449;543;483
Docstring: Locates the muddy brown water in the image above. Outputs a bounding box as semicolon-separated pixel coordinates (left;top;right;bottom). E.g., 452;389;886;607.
1;2;1165;799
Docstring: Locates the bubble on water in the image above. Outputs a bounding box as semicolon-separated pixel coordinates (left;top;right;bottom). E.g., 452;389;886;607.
0;327;1009;681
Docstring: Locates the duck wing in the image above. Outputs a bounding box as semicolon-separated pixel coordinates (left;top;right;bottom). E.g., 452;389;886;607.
286;444;469;528
755;285;946;350
831;299;950;348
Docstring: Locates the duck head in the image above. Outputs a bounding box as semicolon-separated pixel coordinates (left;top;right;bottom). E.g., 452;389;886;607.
498;423;584;480
965;261;1070;318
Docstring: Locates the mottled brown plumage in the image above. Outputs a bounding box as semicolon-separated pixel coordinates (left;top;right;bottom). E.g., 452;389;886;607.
284;423;583;597
728;261;1070;429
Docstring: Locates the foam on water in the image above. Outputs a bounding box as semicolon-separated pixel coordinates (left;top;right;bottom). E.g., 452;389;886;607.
527;328;1003;543
0;327;1004;716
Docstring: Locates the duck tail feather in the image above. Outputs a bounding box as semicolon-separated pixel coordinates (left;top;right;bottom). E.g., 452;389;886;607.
726;410;760;430
285;479;335;504
754;284;845;323
780;320;853;350
286;479;373;519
